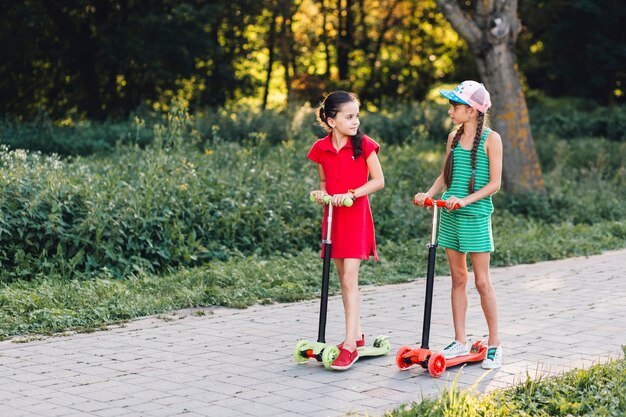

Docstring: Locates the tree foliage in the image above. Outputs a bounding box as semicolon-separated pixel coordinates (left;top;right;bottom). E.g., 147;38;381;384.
0;0;265;120
0;0;623;120
518;0;626;105
0;0;470;119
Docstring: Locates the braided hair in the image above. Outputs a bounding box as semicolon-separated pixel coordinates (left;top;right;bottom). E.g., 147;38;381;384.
317;91;363;159
443;108;486;194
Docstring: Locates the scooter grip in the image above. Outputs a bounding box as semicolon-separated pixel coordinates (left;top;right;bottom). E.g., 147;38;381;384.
423;197;460;210
310;194;353;207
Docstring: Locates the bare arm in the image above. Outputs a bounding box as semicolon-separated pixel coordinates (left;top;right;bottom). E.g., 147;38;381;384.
356;151;385;197
330;151;384;206
310;164;328;204
414;132;455;205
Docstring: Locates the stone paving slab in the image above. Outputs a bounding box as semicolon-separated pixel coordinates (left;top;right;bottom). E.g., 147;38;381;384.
1;249;625;417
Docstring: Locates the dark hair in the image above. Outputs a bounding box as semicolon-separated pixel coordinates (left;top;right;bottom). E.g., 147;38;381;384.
317;91;363;159
443;108;486;194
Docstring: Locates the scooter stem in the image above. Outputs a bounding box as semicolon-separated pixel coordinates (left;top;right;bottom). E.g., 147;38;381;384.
430;203;440;246
317;204;333;343
421;204;440;349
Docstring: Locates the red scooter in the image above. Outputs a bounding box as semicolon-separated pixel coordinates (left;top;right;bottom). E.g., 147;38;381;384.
395;198;487;377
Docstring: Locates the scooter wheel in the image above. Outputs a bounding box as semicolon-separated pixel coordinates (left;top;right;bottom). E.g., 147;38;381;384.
322;345;340;370
373;336;391;353
395;346;413;369
293;340;310;364
428;352;446;377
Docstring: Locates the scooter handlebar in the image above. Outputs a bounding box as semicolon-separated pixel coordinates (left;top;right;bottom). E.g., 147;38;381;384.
309;194;354;207
418;197;460;210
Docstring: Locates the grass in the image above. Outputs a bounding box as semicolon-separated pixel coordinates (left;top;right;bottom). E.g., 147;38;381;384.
1;215;624;340
383;347;626;416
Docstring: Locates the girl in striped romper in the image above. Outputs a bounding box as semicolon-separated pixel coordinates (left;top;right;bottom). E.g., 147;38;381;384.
414;81;503;369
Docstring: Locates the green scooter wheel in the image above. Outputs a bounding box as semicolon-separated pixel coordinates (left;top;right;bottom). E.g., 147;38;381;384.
373;336;391;353
293;340;310;364
322;345;340;370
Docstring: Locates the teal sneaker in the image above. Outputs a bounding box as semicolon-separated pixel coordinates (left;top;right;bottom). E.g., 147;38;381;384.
482;345;502;369
442;340;469;359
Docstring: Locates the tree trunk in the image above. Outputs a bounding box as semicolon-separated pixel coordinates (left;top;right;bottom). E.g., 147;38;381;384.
363;0;400;97
435;0;545;193
262;9;278;110
278;0;297;106
42;1;104;119
321;0;331;77
337;0;353;81
476;44;544;192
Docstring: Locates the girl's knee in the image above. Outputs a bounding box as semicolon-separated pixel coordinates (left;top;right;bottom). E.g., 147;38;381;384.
474;277;493;295
339;273;359;291
450;270;468;288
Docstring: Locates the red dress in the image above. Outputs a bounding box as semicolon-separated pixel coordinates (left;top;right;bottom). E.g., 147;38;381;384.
307;133;380;260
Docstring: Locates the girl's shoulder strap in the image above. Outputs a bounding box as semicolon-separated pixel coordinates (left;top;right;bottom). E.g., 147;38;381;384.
480;127;491;142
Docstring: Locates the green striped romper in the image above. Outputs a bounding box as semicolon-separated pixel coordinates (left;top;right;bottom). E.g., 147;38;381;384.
439;128;494;253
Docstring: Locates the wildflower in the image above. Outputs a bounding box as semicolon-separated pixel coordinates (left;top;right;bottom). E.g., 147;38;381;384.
14;149;28;161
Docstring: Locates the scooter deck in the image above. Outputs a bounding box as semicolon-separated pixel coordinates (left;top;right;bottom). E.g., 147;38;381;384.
358;345;391;357
445;342;487;367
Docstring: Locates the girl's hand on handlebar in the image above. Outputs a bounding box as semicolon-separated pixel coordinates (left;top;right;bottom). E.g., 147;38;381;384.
331;193;352;207
444;196;466;211
413;193;431;207
310;190;327;204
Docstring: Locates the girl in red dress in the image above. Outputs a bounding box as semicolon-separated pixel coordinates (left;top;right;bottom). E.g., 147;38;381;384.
308;91;385;370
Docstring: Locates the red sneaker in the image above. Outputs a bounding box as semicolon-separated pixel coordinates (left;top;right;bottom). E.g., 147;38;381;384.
331;347;359;370
337;334;365;350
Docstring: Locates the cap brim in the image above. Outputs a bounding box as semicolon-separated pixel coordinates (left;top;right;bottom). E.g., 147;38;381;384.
440;90;469;105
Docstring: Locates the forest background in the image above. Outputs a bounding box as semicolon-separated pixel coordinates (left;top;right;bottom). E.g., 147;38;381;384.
0;0;624;339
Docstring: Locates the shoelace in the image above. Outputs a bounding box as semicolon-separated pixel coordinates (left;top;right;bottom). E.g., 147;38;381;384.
445;341;463;351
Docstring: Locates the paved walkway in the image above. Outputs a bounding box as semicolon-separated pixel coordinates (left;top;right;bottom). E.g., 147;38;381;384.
1;250;625;417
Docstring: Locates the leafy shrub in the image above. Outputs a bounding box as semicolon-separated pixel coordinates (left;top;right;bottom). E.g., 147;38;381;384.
0;102;624;282
501;137;626;225
359;101;451;145
528;92;626;142
0;115;153;156
2;95;625;160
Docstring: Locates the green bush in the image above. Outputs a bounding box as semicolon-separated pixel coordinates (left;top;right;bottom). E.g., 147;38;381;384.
0;102;624;282
0;110;324;280
358;101;451;145
501;138;626;225
527;92;626;142
2;95;625;160
0;115;153;156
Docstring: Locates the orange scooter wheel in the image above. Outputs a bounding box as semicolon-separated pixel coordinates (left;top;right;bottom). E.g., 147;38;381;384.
396;346;413;369
428;352;446;377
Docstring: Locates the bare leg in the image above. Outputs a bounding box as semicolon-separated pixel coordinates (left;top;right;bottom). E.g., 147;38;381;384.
334;258;362;351
445;248;469;343
469;252;500;346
